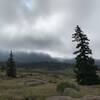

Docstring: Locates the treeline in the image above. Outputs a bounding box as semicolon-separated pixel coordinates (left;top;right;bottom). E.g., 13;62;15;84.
16;61;72;71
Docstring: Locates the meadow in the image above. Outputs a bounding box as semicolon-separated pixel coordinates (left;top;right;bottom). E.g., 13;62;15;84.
0;69;100;100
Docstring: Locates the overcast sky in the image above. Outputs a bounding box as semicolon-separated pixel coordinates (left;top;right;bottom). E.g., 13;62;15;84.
0;0;100;58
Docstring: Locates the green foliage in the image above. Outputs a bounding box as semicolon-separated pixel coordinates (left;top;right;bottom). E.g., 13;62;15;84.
57;83;66;94
56;81;78;95
23;96;36;100
0;66;6;72
72;25;99;85
6;51;16;78
63;88;78;97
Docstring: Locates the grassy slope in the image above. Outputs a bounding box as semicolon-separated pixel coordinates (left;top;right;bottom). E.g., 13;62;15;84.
0;70;100;100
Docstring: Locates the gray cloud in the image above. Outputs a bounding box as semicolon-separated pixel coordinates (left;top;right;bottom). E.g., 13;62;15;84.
0;0;99;58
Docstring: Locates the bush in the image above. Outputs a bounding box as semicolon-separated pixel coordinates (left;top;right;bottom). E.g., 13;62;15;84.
23;96;36;100
63;88;78;96
56;81;79;95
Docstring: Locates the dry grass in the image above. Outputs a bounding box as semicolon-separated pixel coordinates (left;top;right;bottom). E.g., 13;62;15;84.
0;71;100;100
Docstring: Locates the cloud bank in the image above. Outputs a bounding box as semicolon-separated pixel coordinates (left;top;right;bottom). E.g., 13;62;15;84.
0;0;99;58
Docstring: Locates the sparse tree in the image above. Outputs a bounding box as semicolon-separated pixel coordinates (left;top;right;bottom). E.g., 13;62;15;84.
72;25;99;85
6;51;16;77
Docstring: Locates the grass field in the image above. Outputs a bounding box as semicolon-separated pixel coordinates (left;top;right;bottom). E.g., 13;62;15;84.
0;70;100;100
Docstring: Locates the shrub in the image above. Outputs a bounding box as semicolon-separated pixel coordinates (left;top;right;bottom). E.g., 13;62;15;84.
63;88;78;96
56;81;79;95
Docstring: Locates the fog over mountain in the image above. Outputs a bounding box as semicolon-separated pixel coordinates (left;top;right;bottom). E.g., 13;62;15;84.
0;50;100;68
0;51;52;62
0;50;74;64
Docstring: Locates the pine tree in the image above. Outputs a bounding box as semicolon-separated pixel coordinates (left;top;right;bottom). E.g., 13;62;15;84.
6;51;16;77
72;25;99;85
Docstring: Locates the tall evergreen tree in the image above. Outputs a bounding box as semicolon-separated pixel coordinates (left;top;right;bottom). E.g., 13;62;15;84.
6;51;16;77
72;25;99;85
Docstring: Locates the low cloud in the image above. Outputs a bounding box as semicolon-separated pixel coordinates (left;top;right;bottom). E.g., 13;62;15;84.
0;0;99;58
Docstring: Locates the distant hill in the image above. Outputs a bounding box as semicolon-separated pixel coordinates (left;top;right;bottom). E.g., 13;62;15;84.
0;51;74;64
0;51;53;62
0;51;99;64
0;51;73;70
